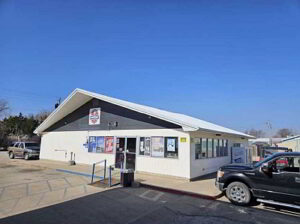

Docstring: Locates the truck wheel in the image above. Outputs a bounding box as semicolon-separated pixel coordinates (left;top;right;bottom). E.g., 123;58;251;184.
226;182;251;206
24;153;29;160
9;152;14;159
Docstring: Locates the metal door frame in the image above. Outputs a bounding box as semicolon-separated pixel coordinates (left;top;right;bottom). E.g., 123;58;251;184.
115;136;137;170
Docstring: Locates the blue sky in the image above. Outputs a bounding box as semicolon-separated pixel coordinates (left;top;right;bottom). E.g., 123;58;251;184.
0;0;299;134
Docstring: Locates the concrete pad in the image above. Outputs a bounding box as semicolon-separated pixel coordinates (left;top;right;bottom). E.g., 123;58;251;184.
48;178;69;191
65;176;88;187
64;185;85;199
135;172;221;197
28;181;50;195
0;198;18;215
38;188;65;206
1;184;27;201
13;193;44;212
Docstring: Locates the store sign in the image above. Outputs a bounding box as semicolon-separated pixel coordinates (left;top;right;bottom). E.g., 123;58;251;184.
89;108;101;125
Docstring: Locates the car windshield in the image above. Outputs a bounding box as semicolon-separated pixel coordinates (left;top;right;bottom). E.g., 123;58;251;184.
25;143;39;148
254;153;279;168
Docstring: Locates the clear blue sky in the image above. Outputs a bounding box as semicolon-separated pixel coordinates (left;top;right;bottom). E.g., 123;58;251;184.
1;0;299;135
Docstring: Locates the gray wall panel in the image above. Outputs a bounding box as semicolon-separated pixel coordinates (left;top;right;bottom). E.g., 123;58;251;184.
45;98;181;132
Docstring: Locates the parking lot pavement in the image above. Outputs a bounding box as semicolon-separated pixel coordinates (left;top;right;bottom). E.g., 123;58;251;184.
0;152;106;218
0;186;299;224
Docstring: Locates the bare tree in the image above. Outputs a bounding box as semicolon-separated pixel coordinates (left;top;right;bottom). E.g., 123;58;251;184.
245;129;265;138
0;100;9;117
274;128;294;138
35;110;51;124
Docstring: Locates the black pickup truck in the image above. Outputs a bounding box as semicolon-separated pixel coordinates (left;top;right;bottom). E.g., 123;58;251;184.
216;152;300;209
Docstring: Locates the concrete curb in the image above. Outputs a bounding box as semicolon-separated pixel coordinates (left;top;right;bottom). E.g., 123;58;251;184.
139;183;224;200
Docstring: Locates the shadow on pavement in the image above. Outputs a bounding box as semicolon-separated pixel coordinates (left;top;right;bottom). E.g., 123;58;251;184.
0;187;299;224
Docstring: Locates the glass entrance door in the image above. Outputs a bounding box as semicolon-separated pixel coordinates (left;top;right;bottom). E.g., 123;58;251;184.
115;137;125;169
126;138;136;170
115;137;136;170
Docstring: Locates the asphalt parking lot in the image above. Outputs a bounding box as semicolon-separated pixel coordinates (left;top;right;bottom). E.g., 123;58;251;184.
1;186;299;224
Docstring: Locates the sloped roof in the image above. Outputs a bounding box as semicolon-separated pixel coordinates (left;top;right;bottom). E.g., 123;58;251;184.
280;135;300;143
34;88;253;138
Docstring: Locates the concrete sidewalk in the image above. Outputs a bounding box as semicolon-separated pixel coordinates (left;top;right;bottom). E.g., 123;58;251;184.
135;172;222;199
0;153;112;219
16;158;221;198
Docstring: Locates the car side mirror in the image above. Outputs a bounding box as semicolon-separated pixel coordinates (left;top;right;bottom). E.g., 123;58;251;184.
261;163;270;173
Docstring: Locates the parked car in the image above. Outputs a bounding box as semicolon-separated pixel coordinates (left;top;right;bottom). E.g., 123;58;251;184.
216;152;300;209
8;142;40;160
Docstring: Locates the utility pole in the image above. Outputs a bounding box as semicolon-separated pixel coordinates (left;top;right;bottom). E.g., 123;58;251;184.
265;121;272;146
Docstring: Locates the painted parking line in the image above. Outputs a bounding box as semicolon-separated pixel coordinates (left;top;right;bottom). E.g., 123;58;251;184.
56;169;104;180
139;190;164;201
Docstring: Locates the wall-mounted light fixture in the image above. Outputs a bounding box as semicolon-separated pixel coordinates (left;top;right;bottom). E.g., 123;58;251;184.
108;121;118;130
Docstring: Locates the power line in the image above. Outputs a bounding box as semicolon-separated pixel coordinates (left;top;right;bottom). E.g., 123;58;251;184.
1;88;61;99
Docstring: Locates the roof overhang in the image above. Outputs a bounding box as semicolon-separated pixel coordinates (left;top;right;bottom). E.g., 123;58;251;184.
34;88;253;139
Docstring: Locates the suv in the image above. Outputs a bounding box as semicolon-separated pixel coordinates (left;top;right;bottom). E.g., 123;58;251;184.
8;142;40;160
216;152;300;209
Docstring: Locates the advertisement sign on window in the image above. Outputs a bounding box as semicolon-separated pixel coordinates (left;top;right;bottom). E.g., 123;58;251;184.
139;137;151;156
89;108;101;125
105;137;114;153
88;136;97;153
151;137;164;157
167;138;176;152
96;137;105;153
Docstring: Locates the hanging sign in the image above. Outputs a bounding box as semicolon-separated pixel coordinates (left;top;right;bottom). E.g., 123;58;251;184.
89;108;101;125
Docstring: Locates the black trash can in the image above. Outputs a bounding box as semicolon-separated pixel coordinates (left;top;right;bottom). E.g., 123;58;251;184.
120;169;134;187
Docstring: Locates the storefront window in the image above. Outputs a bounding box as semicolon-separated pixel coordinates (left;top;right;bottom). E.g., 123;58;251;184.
116;138;125;152
216;139;221;157
194;138;229;159
164;137;178;158
220;139;225;156
207;139;213;158
139;137;151;156
224;140;229;156
213;139;218;158
201;138;207;158
151;137;164;157
194;138;201;159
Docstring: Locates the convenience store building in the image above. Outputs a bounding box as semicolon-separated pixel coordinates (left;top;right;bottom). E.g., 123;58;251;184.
34;88;252;180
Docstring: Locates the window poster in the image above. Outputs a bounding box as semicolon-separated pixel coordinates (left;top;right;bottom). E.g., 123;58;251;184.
88;136;97;153
89;108;101;125
151;137;164;157
167;138;176;152
105;137;114;153
140;137;151;156
96;137;105;153
144;137;151;156
140;140;145;152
